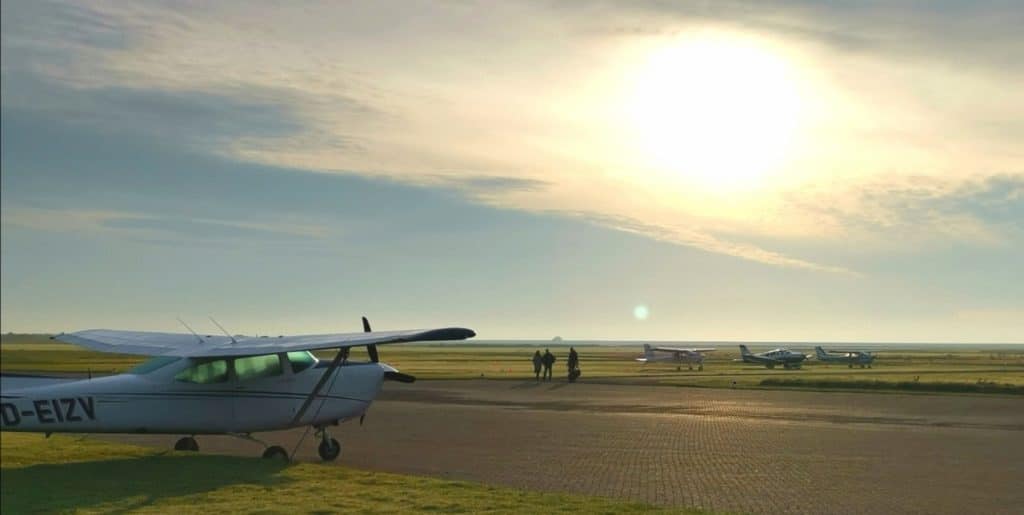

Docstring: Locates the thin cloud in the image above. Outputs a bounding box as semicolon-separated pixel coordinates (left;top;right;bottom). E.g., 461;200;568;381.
563;211;857;276
424;175;551;201
1;207;330;243
783;173;1024;248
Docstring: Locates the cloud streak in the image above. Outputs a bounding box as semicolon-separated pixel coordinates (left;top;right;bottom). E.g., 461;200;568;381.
1;207;330;245
564;211;857;275
783;173;1024;249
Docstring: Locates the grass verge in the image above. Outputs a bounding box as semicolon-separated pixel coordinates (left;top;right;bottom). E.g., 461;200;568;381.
759;378;1024;395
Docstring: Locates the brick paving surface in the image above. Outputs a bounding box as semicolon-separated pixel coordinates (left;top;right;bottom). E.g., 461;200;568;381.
112;380;1024;514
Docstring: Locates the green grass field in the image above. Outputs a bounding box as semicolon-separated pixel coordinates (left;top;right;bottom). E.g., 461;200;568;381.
3;334;1022;394
0;433;689;514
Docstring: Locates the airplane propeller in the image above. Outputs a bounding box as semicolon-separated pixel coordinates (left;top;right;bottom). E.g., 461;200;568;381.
363;316;379;363
363;316;414;383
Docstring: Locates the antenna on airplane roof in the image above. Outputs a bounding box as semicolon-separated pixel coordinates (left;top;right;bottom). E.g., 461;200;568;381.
209;316;238;344
177;318;203;344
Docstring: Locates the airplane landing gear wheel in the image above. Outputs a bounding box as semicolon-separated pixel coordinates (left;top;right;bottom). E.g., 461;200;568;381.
174;436;199;452
318;437;341;461
262;445;289;461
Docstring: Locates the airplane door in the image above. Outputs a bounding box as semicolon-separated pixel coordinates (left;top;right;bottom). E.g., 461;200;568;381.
231;353;295;432
166;358;235;433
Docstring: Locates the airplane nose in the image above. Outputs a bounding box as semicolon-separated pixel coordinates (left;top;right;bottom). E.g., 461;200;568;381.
378;362;415;383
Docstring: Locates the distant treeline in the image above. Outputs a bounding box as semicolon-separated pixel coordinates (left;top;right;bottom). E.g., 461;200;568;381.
760;378;1024;395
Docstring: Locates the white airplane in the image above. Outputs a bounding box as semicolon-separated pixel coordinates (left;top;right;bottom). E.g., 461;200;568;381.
636;344;716;371
0;317;474;461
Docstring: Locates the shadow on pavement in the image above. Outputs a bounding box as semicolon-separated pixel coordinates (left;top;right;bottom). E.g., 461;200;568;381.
1;454;289;513
510;381;543;389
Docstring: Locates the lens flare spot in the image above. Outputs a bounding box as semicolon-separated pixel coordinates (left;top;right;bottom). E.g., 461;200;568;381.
633;305;650;321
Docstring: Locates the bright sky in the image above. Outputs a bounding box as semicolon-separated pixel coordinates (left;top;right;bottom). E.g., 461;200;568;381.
2;1;1022;342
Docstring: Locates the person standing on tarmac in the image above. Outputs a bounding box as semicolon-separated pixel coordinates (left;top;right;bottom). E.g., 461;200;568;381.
542;349;556;381
532;350;543;381
567;346;580;382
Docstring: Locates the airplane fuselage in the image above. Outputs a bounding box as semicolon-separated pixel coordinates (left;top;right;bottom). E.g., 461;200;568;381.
817;353;874;367
642;353;704;365
738;346;807;369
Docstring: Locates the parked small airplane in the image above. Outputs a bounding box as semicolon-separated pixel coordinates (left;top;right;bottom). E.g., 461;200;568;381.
0;317;475;461
736;344;808;369
815;346;875;368
636;344;716;371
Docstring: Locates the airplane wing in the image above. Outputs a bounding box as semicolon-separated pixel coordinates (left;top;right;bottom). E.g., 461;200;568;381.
652;346;716;353
55;327;476;358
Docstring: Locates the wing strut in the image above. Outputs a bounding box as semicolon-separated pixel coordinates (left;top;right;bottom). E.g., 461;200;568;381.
290;347;347;426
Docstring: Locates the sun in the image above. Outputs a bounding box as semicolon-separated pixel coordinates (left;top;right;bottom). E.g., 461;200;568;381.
621;32;805;192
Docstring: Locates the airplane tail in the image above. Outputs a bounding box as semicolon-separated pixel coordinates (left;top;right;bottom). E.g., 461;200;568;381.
815;346;828;359
739;344;752;356
642;343;654;358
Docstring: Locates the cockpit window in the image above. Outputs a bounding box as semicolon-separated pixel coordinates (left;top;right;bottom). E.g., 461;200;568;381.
235;354;283;381
174;359;229;383
287;351;317;373
127;356;182;375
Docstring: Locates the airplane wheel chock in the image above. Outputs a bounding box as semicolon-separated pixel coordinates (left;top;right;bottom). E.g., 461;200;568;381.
318;437;342;461
174;436;199;452
262;445;290;461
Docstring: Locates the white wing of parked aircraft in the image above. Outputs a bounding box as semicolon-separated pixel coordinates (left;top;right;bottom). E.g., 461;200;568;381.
636;344;716;370
56;327;474;357
650;346;716;353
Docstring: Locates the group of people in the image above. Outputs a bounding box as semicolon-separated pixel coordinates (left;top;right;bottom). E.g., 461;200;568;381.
532;347;580;382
